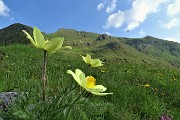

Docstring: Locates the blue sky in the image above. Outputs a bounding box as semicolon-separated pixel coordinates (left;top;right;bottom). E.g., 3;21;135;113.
0;0;180;42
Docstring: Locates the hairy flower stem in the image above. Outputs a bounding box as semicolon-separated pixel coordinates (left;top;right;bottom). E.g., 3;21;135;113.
84;64;90;74
66;90;86;119
42;50;47;101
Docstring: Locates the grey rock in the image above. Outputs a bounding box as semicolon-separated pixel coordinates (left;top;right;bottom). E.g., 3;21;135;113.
0;92;19;112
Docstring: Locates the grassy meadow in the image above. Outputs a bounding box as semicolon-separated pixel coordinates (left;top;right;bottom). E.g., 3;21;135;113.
0;44;180;120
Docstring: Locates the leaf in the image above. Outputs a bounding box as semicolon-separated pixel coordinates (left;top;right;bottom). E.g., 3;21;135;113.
78;108;89;120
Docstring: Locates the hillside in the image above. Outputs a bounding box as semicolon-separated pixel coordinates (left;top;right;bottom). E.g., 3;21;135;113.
0;23;180;67
0;23;180;119
0;23;33;45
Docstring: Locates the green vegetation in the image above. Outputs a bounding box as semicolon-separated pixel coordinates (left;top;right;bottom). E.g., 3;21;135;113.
1;23;180;67
0;23;180;119
0;23;33;45
0;44;180;119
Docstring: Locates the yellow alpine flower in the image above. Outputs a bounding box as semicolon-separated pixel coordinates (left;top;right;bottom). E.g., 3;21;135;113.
67;69;113;96
22;26;70;54
82;54;104;67
143;84;150;88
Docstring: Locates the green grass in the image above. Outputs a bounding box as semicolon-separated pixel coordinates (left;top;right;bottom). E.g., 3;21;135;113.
0;44;180;119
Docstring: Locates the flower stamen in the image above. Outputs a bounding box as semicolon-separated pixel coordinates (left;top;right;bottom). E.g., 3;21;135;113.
86;76;96;88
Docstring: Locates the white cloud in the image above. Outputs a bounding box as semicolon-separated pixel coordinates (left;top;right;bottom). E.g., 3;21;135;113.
163;18;180;29
103;32;110;35
106;0;117;13
103;11;125;29
164;37;179;43
97;3;104;10
0;0;10;17
139;30;145;36
126;22;139;31
167;0;180;16
103;0;168;30
10;17;14;21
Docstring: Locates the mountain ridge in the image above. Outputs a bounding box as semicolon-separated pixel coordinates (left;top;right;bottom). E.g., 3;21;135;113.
0;23;180;68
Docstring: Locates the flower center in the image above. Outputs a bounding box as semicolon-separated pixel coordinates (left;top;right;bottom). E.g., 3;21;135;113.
86;76;96;88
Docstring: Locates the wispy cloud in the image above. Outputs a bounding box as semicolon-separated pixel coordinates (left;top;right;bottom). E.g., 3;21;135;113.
103;32;110;35
167;0;180;16
163;18;180;29
103;0;168;30
0;0;10;17
10;16;14;21
97;0;117;13
177;33;180;36
164;37;179;43
106;0;117;14
103;11;125;29
139;30;145;36
97;3;104;10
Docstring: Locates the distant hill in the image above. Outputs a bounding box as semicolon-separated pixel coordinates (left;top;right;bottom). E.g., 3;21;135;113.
48;28;99;38
0;23;180;67
0;23;33;45
126;36;180;57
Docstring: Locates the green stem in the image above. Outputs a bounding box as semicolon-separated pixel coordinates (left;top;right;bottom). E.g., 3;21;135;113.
66;90;86;119
42;50;47;101
84;64;90;74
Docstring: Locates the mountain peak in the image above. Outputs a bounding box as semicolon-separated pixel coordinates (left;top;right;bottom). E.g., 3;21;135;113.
50;27;99;38
143;35;159;40
58;28;76;32
0;23;33;45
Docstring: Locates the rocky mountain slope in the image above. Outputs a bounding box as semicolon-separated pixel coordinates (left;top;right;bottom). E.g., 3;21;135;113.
0;23;180;67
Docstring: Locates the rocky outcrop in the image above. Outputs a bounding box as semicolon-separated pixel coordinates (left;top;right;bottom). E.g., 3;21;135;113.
96;34;111;41
0;92;18;112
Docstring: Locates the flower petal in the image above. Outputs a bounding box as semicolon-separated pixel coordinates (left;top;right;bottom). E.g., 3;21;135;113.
82;54;91;64
91;92;113;96
86;85;107;92
67;69;86;88
44;38;64;53
91;59;103;67
61;46;72;49
75;69;86;88
67;70;80;86
22;30;40;48
33;26;45;48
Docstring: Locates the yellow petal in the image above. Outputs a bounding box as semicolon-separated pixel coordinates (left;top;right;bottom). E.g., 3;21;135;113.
143;84;150;88
82;54;91;64
91;59;103;67
86;85;107;93
91;92;113;96
45;40;49;44
33;26;45;48
22;30;40;48
44;38;64;53
67;70;81;86
86;54;91;63
61;46;72;49
75;69;87;88
67;69;86;88
48;51;56;54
